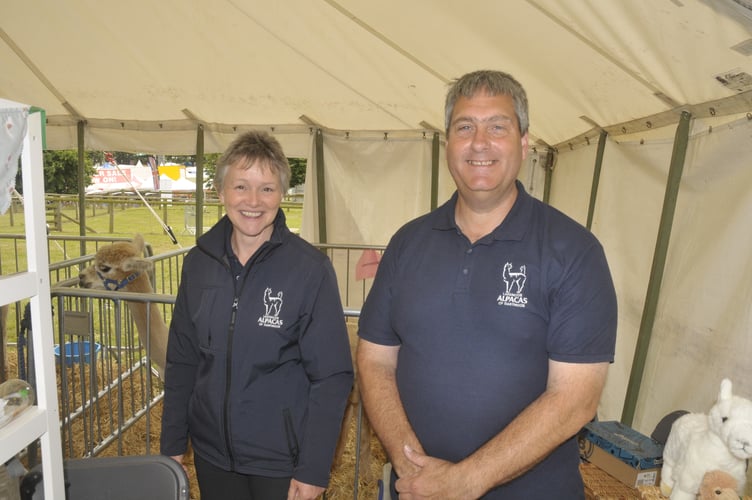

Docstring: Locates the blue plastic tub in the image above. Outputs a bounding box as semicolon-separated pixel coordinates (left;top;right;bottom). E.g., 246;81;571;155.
54;341;101;366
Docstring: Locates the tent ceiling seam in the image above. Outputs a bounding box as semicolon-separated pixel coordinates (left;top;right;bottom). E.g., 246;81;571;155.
525;0;679;109
322;0;450;85
0;26;83;119
225;0;415;129
323;1;550;146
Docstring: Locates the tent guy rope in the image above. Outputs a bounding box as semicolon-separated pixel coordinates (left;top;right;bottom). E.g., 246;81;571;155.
111;161;180;246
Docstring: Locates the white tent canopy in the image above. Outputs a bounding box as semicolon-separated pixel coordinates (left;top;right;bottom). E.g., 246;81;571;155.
3;1;752;437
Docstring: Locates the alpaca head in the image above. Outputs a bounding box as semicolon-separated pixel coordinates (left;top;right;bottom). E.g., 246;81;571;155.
79;234;153;291
707;378;752;460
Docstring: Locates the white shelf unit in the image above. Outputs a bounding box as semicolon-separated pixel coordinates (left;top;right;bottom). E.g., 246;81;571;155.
0;105;65;497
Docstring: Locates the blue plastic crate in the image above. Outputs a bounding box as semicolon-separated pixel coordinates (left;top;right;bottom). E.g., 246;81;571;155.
583;421;663;469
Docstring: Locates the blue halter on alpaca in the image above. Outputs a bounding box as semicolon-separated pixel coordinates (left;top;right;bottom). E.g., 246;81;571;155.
97;270;140;291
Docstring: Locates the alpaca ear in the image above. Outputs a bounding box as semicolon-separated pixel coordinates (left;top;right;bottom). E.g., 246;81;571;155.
132;234;145;253
719;379;733;403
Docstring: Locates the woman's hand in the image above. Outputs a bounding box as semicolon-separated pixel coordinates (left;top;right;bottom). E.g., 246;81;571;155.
287;478;325;500
169;454;189;475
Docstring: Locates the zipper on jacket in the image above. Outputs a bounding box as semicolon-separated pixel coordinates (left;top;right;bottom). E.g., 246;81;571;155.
283;408;300;467
214;239;274;471
223;296;240;470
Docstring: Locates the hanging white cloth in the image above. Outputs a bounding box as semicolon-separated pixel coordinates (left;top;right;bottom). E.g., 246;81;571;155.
0;99;29;215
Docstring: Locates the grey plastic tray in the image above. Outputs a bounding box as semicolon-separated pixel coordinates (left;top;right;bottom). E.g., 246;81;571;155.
20;455;189;500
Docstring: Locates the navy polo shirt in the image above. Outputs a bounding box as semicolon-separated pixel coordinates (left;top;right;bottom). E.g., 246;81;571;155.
359;181;617;499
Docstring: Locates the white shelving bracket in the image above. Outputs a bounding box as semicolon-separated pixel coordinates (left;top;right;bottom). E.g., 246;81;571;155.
0;104;65;498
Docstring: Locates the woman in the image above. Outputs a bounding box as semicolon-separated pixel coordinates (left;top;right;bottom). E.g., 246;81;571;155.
160;131;353;500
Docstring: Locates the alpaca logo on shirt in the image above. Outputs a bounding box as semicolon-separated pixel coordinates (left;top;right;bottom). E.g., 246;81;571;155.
258;287;284;328
498;262;528;308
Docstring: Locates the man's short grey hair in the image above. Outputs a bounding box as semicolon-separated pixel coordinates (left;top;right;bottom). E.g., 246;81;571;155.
444;70;529;136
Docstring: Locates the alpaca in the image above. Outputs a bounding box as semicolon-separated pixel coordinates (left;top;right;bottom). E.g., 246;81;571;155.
78;235;167;379
502;262;526;295
263;287;283;317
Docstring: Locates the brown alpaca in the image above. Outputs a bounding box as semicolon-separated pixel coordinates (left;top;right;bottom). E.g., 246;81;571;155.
78;235;167;379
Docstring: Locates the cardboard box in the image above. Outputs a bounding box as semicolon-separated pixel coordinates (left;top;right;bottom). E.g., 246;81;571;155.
579;421;663;489
580;461;644;500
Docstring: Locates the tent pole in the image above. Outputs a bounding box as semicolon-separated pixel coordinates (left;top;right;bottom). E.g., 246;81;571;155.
586;131;608;230
430;132;440;210
314;129;327;244
77;120;86;257
195;124;204;237
621;110;692;426
542;149;554;204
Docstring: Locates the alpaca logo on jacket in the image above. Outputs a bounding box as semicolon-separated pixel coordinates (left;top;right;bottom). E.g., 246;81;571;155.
259;287;284;328
498;262;528;308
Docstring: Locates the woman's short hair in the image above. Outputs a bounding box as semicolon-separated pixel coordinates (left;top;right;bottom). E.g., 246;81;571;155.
214;130;291;193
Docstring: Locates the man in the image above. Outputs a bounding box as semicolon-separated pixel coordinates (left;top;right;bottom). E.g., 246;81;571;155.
357;70;617;499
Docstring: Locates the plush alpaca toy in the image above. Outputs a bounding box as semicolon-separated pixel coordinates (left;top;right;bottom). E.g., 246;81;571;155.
660;379;752;500
698;470;739;500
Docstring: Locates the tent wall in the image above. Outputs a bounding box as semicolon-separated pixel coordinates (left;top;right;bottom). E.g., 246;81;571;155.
301;130;451;246
548;145;598;224
632;116;752;432
554;115;752;435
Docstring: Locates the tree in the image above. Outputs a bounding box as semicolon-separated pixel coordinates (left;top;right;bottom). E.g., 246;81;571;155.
42;150;97;194
202;154;220;188
289;157;306;189
110;151;142;165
